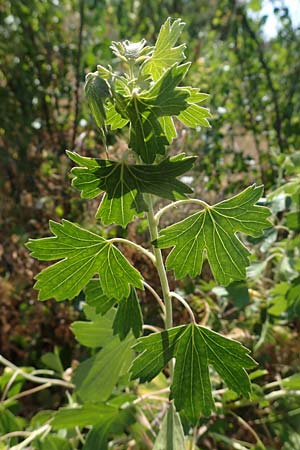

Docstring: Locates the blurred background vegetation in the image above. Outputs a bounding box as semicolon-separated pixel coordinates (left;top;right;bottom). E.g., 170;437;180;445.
0;0;300;448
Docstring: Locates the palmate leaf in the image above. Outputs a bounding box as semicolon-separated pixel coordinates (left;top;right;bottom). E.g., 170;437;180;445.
130;324;256;422
67;151;195;227
26;220;143;301
142;17;186;80
156;185;272;285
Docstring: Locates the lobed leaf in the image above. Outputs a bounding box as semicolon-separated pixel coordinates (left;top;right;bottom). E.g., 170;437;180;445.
156;185;272;285
67;151;195;227
26;220;143;301
130;324;256;422
85;279;116;315
142;17;186;80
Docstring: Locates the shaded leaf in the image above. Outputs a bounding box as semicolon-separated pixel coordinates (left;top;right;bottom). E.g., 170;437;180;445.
52;404;116;429
67;151;195;227
130;324;256;422
113;288;143;340
85;279;116;315
73;334;134;402
71;308;115;348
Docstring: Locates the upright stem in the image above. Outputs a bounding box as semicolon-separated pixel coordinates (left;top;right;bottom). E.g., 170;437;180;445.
145;195;173;333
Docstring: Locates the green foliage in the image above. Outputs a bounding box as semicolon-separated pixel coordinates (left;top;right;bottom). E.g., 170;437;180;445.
157;185;271;284
142;17;186;80
112;288;143;340
67;151;196;227
153;403;185;449
26;220;143;300
130;324;256;421
2;7;298;450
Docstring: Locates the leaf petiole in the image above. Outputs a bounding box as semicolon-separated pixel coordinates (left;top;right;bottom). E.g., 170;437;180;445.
154;198;210;223
170;291;196;324
109;237;156;264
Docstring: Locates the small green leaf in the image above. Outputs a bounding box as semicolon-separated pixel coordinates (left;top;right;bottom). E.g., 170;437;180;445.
26;220;143;301
157;185;271;285
67;151;195;227
113;288;143;340
177;87;211;128
85;279;116;315
105;102;129;130
52;404;116;429
73;334;134;402
282;373;300;390
85;73;111;140
153;403;185;450
41;351;63;374
142;17;186;80
130;324;256;422
71;308;116;348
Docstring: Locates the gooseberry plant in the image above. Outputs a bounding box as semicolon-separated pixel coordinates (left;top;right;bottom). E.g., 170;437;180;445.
26;18;272;448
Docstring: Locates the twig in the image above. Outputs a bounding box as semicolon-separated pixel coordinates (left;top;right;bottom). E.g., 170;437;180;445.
143;324;162;333
2;382;52;407
0;355;74;389
10;424;51;450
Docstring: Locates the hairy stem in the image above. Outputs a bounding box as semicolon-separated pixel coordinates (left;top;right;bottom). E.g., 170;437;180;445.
146;195;173;329
142;280;166;314
145;194;174;373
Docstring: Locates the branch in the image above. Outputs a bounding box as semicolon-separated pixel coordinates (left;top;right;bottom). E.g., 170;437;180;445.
2;382;52;407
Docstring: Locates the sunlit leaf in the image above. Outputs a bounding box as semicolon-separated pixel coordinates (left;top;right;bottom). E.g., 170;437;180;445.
26;220;143;301
142;17;186;80
157;185;271;285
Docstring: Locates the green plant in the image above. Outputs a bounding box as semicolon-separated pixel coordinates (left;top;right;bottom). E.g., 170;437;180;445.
10;17;273;448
